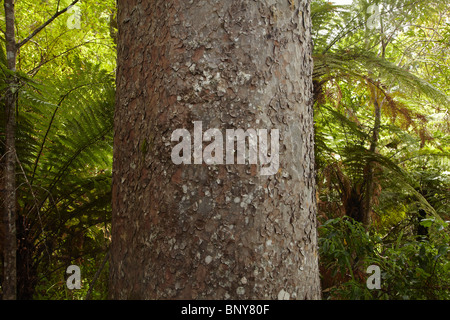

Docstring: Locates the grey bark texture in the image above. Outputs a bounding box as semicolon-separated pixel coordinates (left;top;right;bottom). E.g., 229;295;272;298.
110;0;321;300
2;0;17;301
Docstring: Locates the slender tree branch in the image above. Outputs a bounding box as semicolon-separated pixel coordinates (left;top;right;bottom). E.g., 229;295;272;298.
84;249;110;300
27;39;108;76
14;151;52;264
30;83;91;186
16;0;80;49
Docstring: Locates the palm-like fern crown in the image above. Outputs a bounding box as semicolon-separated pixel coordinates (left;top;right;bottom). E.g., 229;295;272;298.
311;0;450;225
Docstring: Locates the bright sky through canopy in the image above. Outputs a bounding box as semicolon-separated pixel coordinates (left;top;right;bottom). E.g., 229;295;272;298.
330;0;354;5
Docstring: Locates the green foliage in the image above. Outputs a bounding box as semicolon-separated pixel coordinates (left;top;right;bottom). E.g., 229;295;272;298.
320;218;376;278
1;0;115;299
313;0;450;300
34;251;109;300
1;0;449;300
319;217;450;300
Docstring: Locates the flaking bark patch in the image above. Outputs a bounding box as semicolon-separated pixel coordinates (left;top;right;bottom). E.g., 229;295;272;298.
111;0;321;300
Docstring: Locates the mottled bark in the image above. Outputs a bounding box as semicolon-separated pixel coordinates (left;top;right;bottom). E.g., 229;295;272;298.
111;0;320;299
3;0;17;301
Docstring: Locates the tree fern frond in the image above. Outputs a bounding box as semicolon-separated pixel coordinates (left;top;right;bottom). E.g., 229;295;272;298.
314;50;450;105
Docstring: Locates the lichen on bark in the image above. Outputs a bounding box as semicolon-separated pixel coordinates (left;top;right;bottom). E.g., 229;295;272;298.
111;0;321;300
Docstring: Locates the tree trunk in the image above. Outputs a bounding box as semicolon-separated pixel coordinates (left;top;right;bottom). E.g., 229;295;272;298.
110;0;320;299
2;0;18;300
362;84;382;227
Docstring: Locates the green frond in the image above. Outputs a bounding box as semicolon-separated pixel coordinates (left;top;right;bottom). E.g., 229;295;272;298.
313;50;450;106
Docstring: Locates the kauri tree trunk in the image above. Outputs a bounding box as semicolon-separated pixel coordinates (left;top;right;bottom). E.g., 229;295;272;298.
110;0;321;299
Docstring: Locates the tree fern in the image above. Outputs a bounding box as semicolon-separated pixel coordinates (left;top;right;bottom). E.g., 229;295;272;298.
1;52;115;298
314;50;449;106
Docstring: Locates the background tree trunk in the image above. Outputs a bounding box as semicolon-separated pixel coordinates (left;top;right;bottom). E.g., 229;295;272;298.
362;85;382;227
2;0;18;300
110;0;320;299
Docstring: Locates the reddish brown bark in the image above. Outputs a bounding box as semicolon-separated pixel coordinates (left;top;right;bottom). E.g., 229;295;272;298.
111;0;320;299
